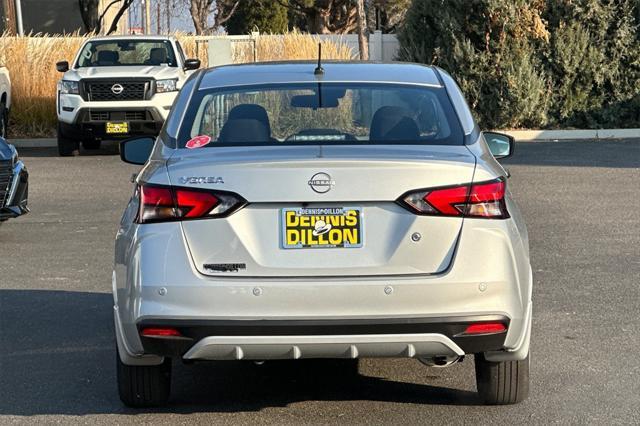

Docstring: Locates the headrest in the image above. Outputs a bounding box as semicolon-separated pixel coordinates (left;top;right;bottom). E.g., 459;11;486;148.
219;118;270;143
227;104;271;135
97;50;118;65
149;48;168;64
370;106;420;141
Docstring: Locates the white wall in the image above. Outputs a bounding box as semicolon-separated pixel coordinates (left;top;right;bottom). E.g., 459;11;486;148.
204;31;400;66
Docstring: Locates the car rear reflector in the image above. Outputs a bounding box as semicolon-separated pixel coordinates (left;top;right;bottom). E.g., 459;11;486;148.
140;327;183;337
137;184;245;223
398;178;509;219
463;323;507;335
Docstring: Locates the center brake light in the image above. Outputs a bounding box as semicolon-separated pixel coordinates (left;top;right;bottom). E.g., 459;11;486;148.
137;184;246;223
398;178;509;219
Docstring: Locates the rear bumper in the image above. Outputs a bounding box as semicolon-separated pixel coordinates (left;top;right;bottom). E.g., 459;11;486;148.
137;315;509;360
114;218;533;365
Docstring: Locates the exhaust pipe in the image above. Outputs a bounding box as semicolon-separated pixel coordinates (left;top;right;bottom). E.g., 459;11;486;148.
418;355;463;368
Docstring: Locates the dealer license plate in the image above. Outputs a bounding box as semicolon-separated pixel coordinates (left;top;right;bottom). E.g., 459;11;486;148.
281;207;363;249
106;121;129;134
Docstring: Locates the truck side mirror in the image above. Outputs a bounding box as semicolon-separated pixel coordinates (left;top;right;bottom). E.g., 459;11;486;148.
184;58;201;70
120;137;155;165
484;132;515;159
56;61;69;72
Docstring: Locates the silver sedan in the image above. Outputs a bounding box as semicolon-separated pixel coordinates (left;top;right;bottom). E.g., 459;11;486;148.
113;62;532;407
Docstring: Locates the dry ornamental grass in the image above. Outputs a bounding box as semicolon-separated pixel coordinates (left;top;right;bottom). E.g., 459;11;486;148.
0;31;354;139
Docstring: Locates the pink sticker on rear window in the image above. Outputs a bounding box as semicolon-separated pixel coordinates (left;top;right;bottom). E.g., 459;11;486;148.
185;135;211;149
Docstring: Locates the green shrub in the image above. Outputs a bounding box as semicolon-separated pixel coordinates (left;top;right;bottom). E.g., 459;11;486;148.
544;0;640;128
398;0;640;129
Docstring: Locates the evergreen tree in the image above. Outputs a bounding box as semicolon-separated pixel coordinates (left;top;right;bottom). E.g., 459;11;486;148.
225;0;289;35
398;0;640;129
544;0;640;127
398;0;550;129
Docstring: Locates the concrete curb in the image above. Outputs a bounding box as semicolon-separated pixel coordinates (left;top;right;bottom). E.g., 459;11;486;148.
11;138;57;148
503;129;640;141
7;128;640;148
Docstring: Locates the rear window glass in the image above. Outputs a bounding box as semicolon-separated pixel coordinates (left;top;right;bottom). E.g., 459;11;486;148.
76;39;177;67
177;83;464;148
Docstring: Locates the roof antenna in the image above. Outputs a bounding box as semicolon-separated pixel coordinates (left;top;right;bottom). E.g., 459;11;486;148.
314;43;324;75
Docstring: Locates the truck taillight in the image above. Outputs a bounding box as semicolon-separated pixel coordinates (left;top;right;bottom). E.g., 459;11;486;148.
398;178;509;219
137;184;245;223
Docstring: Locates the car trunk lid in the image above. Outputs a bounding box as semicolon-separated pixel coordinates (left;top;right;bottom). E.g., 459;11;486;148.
166;145;476;277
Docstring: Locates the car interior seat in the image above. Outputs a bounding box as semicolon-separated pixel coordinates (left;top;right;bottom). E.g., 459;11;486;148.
96;50;119;66
220;104;274;142
147;48;168;65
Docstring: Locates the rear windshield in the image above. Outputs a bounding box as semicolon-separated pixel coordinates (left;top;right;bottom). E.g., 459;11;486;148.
177;83;464;148
75;39;177;67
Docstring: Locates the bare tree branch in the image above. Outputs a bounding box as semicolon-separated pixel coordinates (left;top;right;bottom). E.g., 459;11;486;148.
98;0;121;31
105;0;134;35
213;0;240;28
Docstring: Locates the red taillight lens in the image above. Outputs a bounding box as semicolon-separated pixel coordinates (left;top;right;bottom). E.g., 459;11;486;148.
141;327;182;337
462;322;507;335
425;185;469;216
138;184;244;223
399;178;509;219
175;189;219;218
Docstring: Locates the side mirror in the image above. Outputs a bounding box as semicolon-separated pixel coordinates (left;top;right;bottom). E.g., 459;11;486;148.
120;137;155;165
484;132;514;159
56;61;69;72
184;58;201;70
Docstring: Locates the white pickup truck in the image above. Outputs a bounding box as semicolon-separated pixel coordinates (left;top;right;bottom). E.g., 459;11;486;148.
0;66;11;138
55;35;200;156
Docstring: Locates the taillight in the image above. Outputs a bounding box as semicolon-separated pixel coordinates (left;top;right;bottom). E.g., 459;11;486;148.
137;184;245;223
398;178;509;219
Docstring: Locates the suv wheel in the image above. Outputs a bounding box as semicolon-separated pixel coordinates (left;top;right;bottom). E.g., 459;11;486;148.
57;122;79;156
82;139;101;150
116;353;172;407
475;353;529;405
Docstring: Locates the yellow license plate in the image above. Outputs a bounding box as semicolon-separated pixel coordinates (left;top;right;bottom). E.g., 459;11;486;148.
106;122;129;134
281;207;363;249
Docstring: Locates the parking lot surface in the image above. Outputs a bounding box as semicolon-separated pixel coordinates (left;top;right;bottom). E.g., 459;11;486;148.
1;140;639;424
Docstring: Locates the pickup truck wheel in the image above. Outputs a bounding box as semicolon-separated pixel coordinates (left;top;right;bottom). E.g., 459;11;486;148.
0;104;7;138
117;353;171;407
57;122;79;157
475;353;529;405
82;139;101;150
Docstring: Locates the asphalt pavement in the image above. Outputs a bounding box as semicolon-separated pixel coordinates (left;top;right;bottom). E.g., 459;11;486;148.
1;140;639;424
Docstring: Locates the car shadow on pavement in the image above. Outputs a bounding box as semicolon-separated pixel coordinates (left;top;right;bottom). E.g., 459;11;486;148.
0;289;482;416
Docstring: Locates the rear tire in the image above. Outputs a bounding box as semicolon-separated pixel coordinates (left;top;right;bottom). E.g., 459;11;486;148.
57;121;79;157
475;353;529;405
82;138;101;150
116;353;171;407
